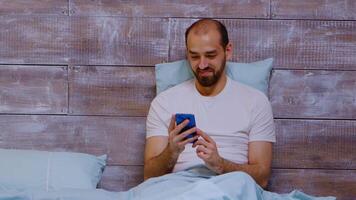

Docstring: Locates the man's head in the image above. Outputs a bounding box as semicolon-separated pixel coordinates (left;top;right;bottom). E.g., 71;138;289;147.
185;19;232;88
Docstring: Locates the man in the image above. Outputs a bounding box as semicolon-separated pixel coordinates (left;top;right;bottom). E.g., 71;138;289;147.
144;18;275;189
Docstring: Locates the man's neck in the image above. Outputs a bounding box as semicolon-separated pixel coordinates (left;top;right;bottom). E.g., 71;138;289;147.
195;75;227;97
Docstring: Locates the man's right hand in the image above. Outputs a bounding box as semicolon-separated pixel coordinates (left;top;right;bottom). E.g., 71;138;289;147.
143;115;199;180
168;115;199;156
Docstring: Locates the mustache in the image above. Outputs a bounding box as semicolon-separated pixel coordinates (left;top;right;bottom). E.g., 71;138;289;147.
197;67;214;73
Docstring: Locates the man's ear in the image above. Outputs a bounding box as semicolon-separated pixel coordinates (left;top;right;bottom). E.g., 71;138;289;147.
225;42;233;60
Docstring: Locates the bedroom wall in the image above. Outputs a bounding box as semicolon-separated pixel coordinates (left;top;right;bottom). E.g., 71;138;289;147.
0;1;355;199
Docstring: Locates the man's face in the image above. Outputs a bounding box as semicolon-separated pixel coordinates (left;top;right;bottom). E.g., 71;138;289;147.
186;30;230;87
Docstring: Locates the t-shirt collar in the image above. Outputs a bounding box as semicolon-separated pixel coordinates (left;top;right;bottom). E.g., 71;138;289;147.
193;76;231;101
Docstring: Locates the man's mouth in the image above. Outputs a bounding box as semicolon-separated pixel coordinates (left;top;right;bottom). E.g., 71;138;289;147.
198;69;214;77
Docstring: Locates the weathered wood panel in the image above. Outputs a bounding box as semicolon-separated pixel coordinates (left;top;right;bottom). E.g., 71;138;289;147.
273;119;356;169
100;165;143;192
100;166;356;200
1;115;355;169
0;16;168;65
0;0;68;15
67;67;356;119
271;70;356;119
69;0;270;18
0;16;70;64
69;66;155;116
0;115;146;165
0;65;68;114
272;0;356;20
269;169;356;200
68;17;169;65
169;19;356;70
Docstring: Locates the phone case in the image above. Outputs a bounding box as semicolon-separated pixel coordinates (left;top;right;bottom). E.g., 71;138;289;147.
175;113;197;142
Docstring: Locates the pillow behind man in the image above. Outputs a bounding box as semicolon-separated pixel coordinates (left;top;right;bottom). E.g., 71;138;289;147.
155;58;273;95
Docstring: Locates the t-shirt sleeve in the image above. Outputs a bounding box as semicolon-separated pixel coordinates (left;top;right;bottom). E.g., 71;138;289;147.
249;93;276;142
146;96;171;139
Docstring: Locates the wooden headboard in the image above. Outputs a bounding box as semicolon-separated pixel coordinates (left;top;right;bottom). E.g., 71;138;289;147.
0;1;355;200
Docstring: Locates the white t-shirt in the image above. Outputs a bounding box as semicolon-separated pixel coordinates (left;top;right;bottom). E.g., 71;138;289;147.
146;77;275;172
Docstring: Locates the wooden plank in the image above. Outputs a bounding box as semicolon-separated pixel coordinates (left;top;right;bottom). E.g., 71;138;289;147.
1;115;355;169
169;19;356;70
0;65;68;114
273;119;356;169
271;0;356;20
69;66;155;116
68;17;169;65
0;0;68;15
69;0;270;18
0;16;70;64
100;165;143;192
270;70;356;119
269;169;356;200
68;67;356;119
70;67;356;119
0;115;146;165
0;16;168;65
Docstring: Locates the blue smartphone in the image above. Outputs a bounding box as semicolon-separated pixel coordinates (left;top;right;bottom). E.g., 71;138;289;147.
175;113;197;143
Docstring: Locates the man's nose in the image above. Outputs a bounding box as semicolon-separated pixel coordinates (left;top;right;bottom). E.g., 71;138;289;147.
198;57;208;69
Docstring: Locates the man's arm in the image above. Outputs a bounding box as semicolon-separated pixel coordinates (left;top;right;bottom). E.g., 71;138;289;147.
143;136;177;180
219;141;272;188
194;129;272;188
143;116;198;180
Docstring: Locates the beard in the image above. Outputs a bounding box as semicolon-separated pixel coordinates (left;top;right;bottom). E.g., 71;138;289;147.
192;56;226;87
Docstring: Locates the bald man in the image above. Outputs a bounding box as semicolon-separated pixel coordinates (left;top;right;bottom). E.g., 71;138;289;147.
144;19;275;189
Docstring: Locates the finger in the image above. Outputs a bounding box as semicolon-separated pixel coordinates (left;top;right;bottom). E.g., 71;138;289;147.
197;151;209;160
171;119;190;136
196;145;210;154
179;135;199;146
192;139;203;148
168;115;175;132
175;127;196;141
192;138;210;148
196;128;215;144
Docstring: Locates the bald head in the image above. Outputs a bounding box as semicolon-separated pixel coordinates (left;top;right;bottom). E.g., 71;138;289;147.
185;19;229;49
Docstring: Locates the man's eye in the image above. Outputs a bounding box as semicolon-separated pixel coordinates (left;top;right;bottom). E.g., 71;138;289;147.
206;55;216;58
191;56;199;59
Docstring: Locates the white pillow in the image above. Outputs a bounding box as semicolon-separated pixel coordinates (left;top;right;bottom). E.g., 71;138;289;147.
0;148;106;191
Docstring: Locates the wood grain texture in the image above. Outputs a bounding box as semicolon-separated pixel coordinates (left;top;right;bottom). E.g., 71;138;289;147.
270;70;356;119
0;65;68;114
1;115;355;169
0;0;68;15
273;119;356;169
0;16;71;64
67;67;356;119
0;16;168;65
0;115;146;165
100;165;143;192
69;0;270;18
269;169;356;200
69;66;155;116
68;17;169;65
272;0;356;20
169;18;356;70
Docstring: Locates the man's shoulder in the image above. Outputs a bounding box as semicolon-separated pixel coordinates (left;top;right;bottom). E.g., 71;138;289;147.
151;79;195;105
229;78;267;100
156;79;194;98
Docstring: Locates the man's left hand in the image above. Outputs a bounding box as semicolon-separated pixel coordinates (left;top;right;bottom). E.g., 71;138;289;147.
193;129;224;174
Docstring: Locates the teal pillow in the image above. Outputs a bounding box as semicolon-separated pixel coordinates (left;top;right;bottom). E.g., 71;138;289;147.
0;148;106;191
155;58;273;95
